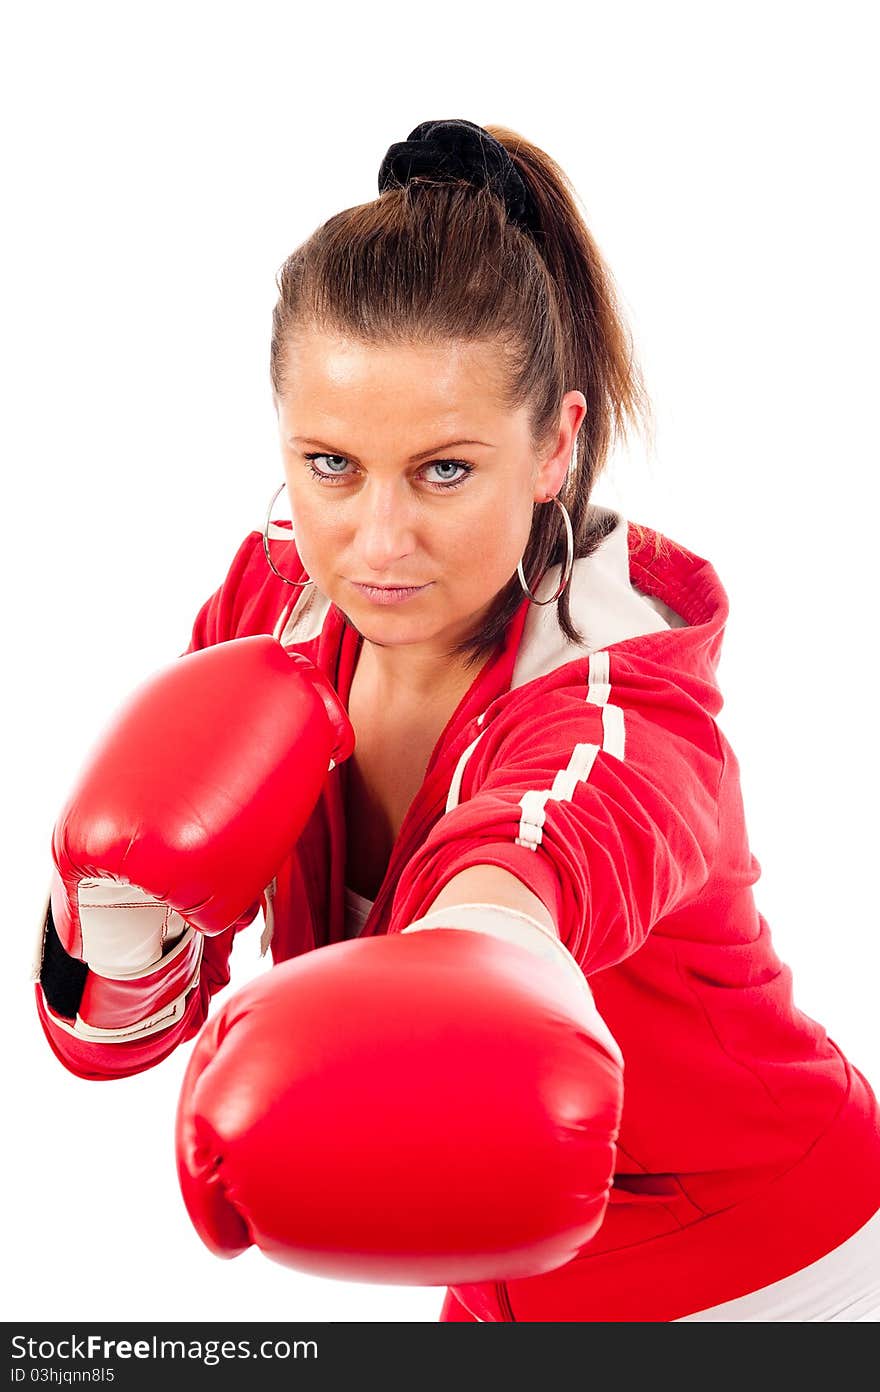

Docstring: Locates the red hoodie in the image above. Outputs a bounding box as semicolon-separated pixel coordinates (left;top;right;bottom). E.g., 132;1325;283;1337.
34;507;880;1322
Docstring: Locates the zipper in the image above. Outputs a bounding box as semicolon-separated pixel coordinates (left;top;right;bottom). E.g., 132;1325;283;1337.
495;1281;516;1322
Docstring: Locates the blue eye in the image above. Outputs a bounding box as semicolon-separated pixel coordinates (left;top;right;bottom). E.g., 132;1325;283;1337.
303;453;474;491
304;453;350;480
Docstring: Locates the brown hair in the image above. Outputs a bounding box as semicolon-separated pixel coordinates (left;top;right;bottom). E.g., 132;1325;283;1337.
270;122;655;669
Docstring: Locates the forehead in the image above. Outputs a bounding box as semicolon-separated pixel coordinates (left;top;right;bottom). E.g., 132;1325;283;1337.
278;329;511;415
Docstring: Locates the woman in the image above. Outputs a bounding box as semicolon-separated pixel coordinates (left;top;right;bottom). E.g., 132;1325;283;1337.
34;119;880;1321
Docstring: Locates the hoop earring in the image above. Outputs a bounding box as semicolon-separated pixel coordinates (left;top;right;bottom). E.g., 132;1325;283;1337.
517;495;574;605
263;482;315;588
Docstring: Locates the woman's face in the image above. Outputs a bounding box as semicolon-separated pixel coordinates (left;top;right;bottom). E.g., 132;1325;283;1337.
274;328;583;670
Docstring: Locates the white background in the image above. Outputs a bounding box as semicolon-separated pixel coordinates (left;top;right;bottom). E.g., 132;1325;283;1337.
3;0;877;1325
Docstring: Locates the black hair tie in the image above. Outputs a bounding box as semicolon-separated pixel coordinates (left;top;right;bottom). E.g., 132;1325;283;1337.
378;117;541;238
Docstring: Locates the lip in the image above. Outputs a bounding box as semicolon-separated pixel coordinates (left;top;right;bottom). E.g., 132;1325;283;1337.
350;580;432;605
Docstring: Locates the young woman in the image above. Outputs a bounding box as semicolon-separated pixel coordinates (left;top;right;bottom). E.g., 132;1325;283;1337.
34;119;880;1322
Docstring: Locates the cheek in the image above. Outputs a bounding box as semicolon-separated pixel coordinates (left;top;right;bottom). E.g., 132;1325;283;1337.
444;519;527;592
286;487;334;540
458;501;530;562
280;491;333;572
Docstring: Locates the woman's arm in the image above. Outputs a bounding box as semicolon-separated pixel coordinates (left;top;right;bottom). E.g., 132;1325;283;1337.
423;861;558;934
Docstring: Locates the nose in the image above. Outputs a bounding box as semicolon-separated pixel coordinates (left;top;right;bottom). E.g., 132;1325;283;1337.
354;479;419;576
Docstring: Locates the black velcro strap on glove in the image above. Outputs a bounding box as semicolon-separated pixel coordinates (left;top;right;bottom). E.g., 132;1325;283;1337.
39;900;88;1020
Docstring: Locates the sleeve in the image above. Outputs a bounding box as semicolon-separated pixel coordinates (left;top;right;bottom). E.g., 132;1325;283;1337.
386;651;724;977
34;530;267;1081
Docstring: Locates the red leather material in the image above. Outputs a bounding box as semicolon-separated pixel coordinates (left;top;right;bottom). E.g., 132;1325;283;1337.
284;649;356;765
77;928;203;1031
50;636;355;953
175;926;624;1284
35;974;208;1083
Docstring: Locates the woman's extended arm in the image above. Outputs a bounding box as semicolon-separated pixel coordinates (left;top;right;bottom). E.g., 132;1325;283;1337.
424;860;558;934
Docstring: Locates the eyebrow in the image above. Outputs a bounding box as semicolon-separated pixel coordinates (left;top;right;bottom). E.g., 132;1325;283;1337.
288;436;494;463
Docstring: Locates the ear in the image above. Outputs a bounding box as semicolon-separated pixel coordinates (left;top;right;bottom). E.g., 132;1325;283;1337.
534;391;587;501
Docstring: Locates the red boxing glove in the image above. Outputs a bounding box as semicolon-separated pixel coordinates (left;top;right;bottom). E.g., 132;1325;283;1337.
175;912;624;1286
35;636;354;1047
